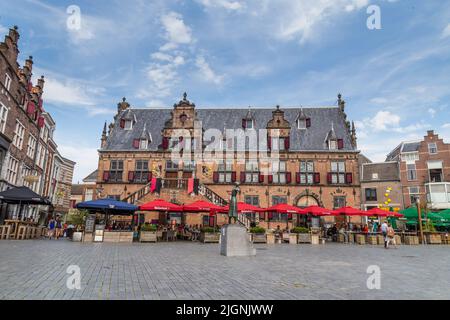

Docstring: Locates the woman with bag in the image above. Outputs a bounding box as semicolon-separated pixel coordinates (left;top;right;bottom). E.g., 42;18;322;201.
386;223;397;249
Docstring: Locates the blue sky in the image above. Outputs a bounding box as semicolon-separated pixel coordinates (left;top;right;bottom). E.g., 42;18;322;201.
1;0;450;183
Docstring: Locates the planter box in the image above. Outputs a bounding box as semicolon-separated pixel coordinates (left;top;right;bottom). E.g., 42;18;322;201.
377;235;385;245
394;235;402;245
252;233;267;244
297;233;311;244
103;232;120;243
356;234;366;245
338;234;345;243
200;232;220;243
289;233;298;244
119;232;133;243
404;236;419;245
72;232;83;242
140;231;157;243
426;234;442;245
367;235;378;245
266;233;275;244
311;234;320;245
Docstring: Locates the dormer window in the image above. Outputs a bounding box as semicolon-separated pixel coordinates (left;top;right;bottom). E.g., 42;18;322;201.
297;119;306;129
124;120;133;130
245;119;254;129
139;139;148;150
329;139;338;150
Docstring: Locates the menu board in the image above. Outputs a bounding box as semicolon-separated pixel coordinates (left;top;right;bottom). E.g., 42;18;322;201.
85;215;96;233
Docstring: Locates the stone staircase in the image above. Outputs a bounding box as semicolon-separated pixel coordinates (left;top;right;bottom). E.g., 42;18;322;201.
122;179;251;229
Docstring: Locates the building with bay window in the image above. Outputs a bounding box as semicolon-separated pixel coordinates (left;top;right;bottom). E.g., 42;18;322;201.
386;130;450;210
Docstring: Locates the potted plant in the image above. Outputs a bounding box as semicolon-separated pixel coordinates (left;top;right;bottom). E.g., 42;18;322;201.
424;221;441;244
292;227;311;244
200;227;220;243
140;223;158;243
250;226;267;243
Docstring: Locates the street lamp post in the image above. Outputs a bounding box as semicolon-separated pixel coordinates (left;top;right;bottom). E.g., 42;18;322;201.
416;198;424;245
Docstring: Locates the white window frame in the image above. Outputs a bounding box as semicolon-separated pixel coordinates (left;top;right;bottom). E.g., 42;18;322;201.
27;134;37;159
297;119;306;130
124;120;133;130
428;143;438;155
407;163;417;181
0;102;8;133
4;73;12;92
13;120;25;150
6;156;19;185
139;139;148;150
329;140;338;150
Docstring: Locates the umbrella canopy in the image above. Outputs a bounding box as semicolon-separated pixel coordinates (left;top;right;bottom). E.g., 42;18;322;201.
366;208;390;217
183;200;225;213
139;199;183;212
390;212;404;218
303;205;333;216
0;186;51;205
219;202;265;213
76;199;137;214
266;203;308;215
331;206;368;216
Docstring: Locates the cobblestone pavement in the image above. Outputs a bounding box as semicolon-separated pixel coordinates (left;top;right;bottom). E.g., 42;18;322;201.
0;240;449;300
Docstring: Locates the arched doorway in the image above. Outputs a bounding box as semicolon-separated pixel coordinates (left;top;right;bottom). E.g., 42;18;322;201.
296;195;319;208
294;193;322;228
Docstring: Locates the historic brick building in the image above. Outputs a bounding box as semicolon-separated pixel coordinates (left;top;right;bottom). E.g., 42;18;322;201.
0;26;75;222
386;130;450;210
96;93;361;227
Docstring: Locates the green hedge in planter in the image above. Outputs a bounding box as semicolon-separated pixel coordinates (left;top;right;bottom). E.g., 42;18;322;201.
201;227;217;233
250;227;266;234
141;224;157;232
291;227;309;234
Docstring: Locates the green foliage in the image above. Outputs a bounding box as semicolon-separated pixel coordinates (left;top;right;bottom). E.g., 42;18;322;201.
140;224;157;232
291;227;310;234
250;226;266;234
201;227;216;233
66;210;88;226
423;220;436;232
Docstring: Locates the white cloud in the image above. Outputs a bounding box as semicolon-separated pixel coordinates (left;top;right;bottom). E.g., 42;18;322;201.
442;123;450;129
371;111;401;131
442;23;450;39
428;108;436;118
197;0;244;10
195;56;224;84
161;12;192;47
0;24;8;34
151;52;173;62
57;145;99;184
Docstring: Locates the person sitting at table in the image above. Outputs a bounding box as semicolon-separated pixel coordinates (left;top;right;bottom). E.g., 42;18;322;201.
362;224;369;233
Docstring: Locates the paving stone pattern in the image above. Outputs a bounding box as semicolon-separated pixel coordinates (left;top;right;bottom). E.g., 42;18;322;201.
0;240;449;300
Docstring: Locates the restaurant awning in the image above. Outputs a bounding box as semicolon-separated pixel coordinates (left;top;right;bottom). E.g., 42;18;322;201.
219;202;265;214
366;208;390;217
0;186;51;205
183;200;225;213
139;199;183;212
303;205;333;217
266;203;307;215
76;199;138;214
331;206;368;216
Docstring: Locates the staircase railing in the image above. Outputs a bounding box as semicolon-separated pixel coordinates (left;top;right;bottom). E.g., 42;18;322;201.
198;183;228;207
122;182;152;204
237;213;251;230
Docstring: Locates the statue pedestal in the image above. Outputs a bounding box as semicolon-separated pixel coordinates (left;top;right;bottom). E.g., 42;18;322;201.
220;224;256;257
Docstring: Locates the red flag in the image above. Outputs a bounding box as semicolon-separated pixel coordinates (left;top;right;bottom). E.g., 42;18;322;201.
187;178;194;194
150;178;157;193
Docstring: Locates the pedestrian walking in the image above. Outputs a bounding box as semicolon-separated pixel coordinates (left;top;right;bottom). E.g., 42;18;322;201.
386;223;397;249
55;217;63;239
381;220;389;249
48;218;56;239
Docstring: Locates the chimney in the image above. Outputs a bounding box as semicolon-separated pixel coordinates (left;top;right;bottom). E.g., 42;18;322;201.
8;26;20;44
36;75;45;95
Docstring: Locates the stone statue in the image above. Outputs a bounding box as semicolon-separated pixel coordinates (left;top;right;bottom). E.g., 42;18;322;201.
228;183;240;224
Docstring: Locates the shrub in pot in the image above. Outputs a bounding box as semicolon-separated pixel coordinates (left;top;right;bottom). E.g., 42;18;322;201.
292;227;311;243
140;223;157;242
250;227;266;234
200;227;220;243
250;227;267;243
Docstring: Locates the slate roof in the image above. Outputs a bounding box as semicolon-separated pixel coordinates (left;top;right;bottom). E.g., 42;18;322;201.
103;106;357;152
71;184;84;195
361;162;400;182
386;141;421;161
83;170;98;183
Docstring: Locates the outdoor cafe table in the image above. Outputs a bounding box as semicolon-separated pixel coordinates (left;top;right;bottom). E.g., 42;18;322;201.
4;220;37;239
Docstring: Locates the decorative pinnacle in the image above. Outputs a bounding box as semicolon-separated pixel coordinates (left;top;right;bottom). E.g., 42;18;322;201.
183;92;188;101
